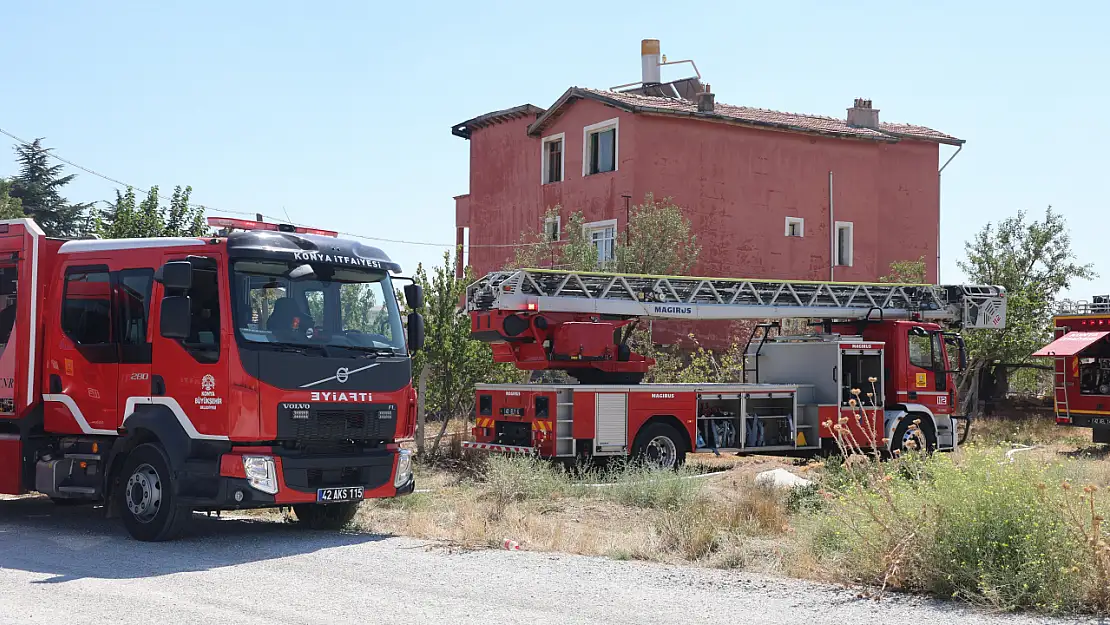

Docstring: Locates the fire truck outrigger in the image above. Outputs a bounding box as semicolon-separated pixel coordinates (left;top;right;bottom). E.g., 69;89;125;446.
1034;296;1110;444
0;217;423;541
462;268;1007;467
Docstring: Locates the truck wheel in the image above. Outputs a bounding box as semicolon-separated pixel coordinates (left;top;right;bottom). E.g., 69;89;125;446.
292;502;360;531
632;422;688;470
890;415;937;456
117;443;190;542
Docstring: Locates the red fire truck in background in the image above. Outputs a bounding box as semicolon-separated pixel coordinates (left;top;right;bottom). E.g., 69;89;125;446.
463;269;1007;467
1035;296;1110;444
0;217;424;541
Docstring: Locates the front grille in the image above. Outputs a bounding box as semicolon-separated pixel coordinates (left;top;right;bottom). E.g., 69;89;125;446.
277;403;397;443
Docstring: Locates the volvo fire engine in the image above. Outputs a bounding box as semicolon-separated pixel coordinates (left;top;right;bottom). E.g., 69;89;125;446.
1034;296;1110;444
0;217;424;541
462;269;1007;467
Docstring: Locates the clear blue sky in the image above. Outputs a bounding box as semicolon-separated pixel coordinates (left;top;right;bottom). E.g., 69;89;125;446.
2;1;1107;299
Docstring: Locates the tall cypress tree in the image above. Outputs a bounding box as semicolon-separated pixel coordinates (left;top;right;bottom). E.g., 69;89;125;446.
8;139;90;237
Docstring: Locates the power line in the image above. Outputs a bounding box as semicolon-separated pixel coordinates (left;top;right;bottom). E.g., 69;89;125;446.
0;125;555;250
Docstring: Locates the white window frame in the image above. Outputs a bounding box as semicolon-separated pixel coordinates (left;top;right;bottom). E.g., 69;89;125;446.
785;217;804;238
544;215;561;242
582;118;619;177
541;132;565;184
835;221;854;267
584;218;618;266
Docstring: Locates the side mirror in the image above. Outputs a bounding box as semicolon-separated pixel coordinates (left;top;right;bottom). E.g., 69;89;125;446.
160;296;192;339
404;284;424;310
407;312;425;353
157;261;193;291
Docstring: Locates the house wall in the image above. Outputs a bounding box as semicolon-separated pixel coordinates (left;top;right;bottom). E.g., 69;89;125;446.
456;99;942;347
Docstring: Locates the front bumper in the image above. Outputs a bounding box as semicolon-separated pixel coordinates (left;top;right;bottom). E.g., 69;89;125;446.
178;449;413;509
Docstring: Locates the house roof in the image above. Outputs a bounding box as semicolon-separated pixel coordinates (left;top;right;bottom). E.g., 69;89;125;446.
522;87;963;146
451;104;545;139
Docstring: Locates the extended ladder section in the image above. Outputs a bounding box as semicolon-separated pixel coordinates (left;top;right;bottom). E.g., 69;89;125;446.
468;269;1007;329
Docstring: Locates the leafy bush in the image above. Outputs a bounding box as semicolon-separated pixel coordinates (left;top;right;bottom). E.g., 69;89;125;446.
804;448;1110;613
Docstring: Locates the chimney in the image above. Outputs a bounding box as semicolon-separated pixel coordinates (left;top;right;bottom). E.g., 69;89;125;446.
698;84;715;113
641;38;661;85
846;98;879;129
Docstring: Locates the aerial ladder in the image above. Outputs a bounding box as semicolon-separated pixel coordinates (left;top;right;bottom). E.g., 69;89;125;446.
467;268;1007;384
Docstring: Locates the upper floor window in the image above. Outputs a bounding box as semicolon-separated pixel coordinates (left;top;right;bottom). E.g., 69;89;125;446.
542;133;564;184
835;221;854;267
785;217;804;238
585;219;617;266
583;119;618;176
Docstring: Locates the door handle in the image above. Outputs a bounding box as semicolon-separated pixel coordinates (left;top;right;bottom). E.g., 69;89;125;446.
152;375;166;396
832;366;837;382
49;374;62;394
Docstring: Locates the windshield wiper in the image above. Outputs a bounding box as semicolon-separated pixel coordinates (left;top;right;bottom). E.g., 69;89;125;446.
256;342;331;357
343;345;401;357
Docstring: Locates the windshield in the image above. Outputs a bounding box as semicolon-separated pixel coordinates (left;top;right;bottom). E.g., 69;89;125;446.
231;259;405;353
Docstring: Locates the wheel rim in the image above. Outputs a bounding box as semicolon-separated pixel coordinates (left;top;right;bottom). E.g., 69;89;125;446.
644;436;677;469
900;427;927;453
125;463;163;523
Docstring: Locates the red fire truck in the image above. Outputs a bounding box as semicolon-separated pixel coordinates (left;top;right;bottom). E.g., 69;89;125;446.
1034;296;1110;444
0;217;424;541
463;269;1007;467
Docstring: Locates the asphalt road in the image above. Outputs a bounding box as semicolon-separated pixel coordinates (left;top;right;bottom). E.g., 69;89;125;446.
0;496;1097;625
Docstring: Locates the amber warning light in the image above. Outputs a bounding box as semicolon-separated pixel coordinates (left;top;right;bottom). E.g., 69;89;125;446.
207;217;338;237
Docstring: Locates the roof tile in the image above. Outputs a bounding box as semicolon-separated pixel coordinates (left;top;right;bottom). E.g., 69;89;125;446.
549;88;962;145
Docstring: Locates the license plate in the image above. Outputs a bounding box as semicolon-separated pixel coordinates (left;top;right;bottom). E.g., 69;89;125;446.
1091;417;1110;426
501;407;524;416
317;486;364;503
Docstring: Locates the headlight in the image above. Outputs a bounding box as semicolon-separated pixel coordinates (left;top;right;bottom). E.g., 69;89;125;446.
393;449;413;488
242;455;278;495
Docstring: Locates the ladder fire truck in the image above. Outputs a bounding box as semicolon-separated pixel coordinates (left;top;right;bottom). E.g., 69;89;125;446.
0;217;423;541
462;269;1007;467
1034;295;1110;444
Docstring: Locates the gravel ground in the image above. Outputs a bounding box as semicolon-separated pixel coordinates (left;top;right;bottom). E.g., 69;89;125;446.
0;496;1099;625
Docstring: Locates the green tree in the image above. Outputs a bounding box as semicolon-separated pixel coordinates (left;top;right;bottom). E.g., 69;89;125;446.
614;192;700;275
97;185;208;239
511;208;598;271
879;256;928;283
0;179;23;220
408;250;520;454
957;207;1095;404
8;139;91;237
510;193;700;275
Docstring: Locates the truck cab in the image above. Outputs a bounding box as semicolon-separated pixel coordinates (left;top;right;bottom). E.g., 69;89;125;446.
0;218;424;541
1035;297;1110;444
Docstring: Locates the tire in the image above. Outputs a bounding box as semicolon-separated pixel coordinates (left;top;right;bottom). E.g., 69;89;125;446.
117;443;191;542
631;422;688;470
889;414;937;456
292;502;360;531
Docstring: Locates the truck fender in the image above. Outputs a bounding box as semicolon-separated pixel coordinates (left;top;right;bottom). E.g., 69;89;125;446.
104;404;195;499
884;404;937;449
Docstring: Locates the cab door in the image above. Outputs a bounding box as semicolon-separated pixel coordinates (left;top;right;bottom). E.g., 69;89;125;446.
46;264;118;434
905;328;950;414
149;254;229;439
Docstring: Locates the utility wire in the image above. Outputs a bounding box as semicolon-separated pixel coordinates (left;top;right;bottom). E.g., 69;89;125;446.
0;126;555;250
